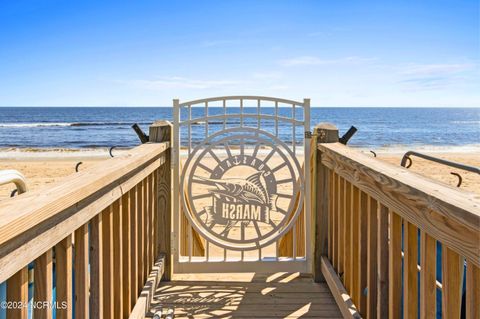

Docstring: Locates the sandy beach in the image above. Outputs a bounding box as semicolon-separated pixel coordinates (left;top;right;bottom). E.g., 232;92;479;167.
1;148;478;201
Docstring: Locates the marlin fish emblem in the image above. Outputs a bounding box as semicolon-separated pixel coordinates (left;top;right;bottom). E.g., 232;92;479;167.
194;171;276;236
194;171;269;205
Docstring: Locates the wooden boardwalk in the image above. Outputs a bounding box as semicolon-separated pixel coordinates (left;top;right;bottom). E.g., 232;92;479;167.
148;273;342;318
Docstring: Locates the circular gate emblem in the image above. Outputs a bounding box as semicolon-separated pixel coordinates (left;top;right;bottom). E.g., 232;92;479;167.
180;128;304;250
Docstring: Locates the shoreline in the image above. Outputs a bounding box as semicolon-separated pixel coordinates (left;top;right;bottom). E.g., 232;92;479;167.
1;144;479;160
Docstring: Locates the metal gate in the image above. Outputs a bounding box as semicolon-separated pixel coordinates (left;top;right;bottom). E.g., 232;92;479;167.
172;96;311;273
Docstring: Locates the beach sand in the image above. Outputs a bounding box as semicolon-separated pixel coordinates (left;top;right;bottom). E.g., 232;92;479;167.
1;149;478;200
1;148;478;260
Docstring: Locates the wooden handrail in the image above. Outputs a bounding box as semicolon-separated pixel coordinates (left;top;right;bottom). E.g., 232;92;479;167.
318;142;480;265
312;123;480;319
0;142;168;247
0;121;173;319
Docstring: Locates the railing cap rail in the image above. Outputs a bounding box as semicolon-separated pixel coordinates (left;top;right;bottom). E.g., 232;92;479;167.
318;142;480;264
0;142;169;247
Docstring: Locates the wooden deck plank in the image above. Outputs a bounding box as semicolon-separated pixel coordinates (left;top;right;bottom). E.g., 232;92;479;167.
149;273;342;318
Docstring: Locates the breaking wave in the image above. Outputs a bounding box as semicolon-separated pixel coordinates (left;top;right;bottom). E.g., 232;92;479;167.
0;122;150;128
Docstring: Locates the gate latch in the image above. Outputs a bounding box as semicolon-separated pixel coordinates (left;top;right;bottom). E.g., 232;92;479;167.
305;131;313;139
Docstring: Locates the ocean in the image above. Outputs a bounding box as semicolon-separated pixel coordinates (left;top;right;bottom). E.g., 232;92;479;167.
0;107;478;151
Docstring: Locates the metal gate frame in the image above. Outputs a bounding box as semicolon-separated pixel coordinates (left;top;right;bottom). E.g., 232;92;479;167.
172;96;311;273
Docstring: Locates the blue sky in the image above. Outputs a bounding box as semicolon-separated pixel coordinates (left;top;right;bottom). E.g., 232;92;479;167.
0;0;478;107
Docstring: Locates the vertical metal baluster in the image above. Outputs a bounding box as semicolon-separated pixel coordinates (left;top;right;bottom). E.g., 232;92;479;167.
275;240;279;261
257;99;261;133
188;227;193;262
206;240;210;262
275;101;278;137
188;105;192;154
303;98;312;271
293;224;297;260
292;103;296;154
223;99;227;130
240;98;244;127
205;101;208;137
173;99;180;266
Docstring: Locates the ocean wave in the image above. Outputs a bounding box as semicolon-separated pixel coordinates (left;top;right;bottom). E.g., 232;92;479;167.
450;120;480;124
0;122;150;128
0;123;72;127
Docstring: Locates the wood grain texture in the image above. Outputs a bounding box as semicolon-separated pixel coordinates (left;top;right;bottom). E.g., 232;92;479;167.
55;235;73;319
90;213;103;319
332;173;338;271
34;249;53;319
0;143;169;247
0;153;165;284
122;191;132;316
102;207;114;319
366;196;378;319
321;256;361;319
388;212;402;319
318;143;480;266
442;246;463;319
149;120;172;145
157;153;171;280
113;199;124;319
129;254;165;319
404;222;419;319
328;170;334;259
351;186;360;307
74;223;89;319
466;263;480;319
129;188;138;308
276;159;306;258
358;191;368;315
149;173;155;272
151;271;342;318
420;232;436;319
137;181;144;294
338;177;344;280
152;170;158;268
344;180;352;290
314;151;330;282
143;178;149;283
6;267;28;319
377;204;389;319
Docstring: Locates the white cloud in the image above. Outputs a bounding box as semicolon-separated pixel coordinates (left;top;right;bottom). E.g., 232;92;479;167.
398;62;477;90
126;77;244;90
252;72;283;79
278;56;375;66
400;63;475;76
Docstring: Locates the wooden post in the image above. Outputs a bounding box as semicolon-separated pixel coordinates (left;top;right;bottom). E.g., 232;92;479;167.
149;120;172;280
314;123;339;282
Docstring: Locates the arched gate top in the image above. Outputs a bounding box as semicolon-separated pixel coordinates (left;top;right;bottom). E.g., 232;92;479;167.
176;95;308;108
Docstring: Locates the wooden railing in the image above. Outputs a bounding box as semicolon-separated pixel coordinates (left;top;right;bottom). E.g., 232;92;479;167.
312;123;480;319
0;121;172;319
